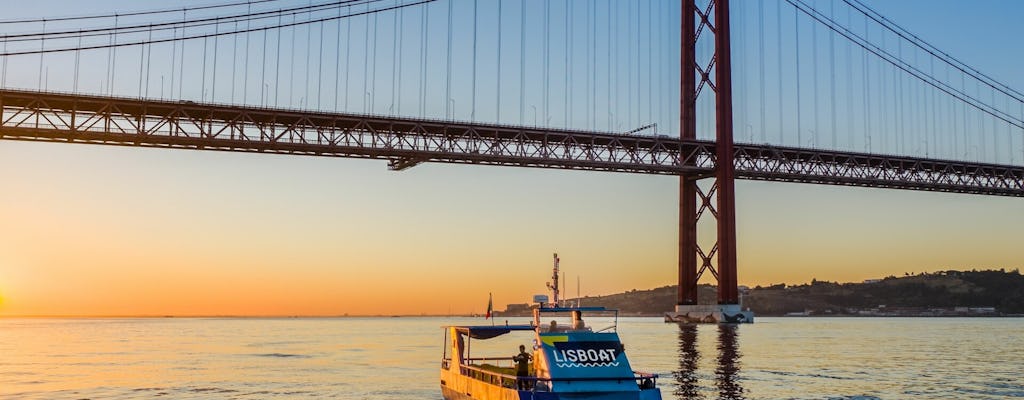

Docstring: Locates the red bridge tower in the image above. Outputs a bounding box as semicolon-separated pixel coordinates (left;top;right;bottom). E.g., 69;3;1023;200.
667;0;753;323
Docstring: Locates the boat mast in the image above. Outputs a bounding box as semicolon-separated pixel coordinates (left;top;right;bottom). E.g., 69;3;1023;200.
547;253;560;307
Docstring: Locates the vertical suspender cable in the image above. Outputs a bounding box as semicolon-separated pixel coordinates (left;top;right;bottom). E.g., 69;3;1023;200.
944;61;952;157
170;26;177;99
564;0;570;128
139;25;147;98
606;0;614;129
863;14;871;152
202;36;208;101
212;20;219;102
896;41;903;154
179;11;186;100
957;61;965;156
111;15;118;95
794;7;801;147
586;1;592;130
364;6;371;113
232;20;239;103
73;35;81;93
261;23;267;106
371;12;379;113
645;1;651;132
397;5;404;115
106;17;114;94
275;13;282;106
347;4;353;111
392;5;399;114
917;49;925;155
631;0;636;130
471;0;477;120
929;58;936;157
520;0;525;125
777;1;783;144
290;12;298;106
989;78;996;161
607;0;612;130
334;6;342;110
543;0;548;126
880;32;888;153
305;3;313;109
758;0;765;143
420;3;427;117
829;1;836;150
977;79;983;160
315;16;323;110
811;10;818;148
38;20;45;91
497;0;503;123
634;0;639;131
845;3;854;150
625;1;631;130
445;0;452;119
244;2;251;104
145;26;153;99
1;40;6;88
654;0;659;133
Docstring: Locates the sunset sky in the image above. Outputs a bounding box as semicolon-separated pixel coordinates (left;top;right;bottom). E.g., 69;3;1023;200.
1;0;1022;316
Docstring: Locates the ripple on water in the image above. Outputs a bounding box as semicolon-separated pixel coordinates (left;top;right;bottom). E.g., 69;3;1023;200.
1;317;1021;399
249;353;313;359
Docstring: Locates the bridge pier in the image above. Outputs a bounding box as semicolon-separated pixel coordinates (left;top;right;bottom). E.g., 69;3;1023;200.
668;0;752;323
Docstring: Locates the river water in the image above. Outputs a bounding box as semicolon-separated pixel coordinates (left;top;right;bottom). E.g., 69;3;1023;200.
1;317;1022;399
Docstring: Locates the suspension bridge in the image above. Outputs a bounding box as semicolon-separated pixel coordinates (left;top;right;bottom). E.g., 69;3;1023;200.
1;0;1021;322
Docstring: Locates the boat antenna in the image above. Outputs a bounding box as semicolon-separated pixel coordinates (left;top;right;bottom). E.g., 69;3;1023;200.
577;275;580;307
546;253;560;307
561;271;566;307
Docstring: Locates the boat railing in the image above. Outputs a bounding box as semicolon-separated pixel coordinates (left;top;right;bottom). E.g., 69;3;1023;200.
456;363;660;391
458;363;519;388
465;356;515;367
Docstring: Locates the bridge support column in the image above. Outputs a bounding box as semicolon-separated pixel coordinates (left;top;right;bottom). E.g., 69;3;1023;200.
668;0;752;324
677;0;699;307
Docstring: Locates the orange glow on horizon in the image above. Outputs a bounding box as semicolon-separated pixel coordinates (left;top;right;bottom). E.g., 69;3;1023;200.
0;143;1021;317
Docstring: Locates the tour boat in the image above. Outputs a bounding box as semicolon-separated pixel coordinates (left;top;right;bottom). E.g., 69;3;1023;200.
439;255;662;400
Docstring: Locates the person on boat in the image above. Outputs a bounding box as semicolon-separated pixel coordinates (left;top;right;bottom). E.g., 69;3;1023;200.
572;318;586;330
548;320;558;332
513;344;533;390
570;310;587;331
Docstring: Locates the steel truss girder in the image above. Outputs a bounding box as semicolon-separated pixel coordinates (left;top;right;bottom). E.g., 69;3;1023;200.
0;89;709;175
0;89;1022;196
730;144;1024;196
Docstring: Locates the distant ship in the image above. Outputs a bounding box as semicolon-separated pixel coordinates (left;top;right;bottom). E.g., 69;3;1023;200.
439;254;662;400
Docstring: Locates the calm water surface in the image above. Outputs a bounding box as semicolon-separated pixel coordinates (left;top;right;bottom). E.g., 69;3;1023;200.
1;317;1022;399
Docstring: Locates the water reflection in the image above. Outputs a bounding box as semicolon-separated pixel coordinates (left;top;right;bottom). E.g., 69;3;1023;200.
674;324;701;399
674;324;744;400
715;325;743;399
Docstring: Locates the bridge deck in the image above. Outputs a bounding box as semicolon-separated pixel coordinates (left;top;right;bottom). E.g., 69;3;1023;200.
1;89;1021;197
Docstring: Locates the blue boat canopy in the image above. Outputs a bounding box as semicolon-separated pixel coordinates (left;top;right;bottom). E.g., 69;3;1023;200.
452;325;535;340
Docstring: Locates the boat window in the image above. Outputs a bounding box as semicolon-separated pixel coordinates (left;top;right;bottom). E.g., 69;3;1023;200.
537;309;618;333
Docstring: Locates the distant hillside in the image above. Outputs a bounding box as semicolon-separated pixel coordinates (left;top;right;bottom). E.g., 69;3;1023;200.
498;269;1024;317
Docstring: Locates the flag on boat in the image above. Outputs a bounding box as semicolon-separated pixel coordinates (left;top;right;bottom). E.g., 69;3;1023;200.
485;293;493;319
